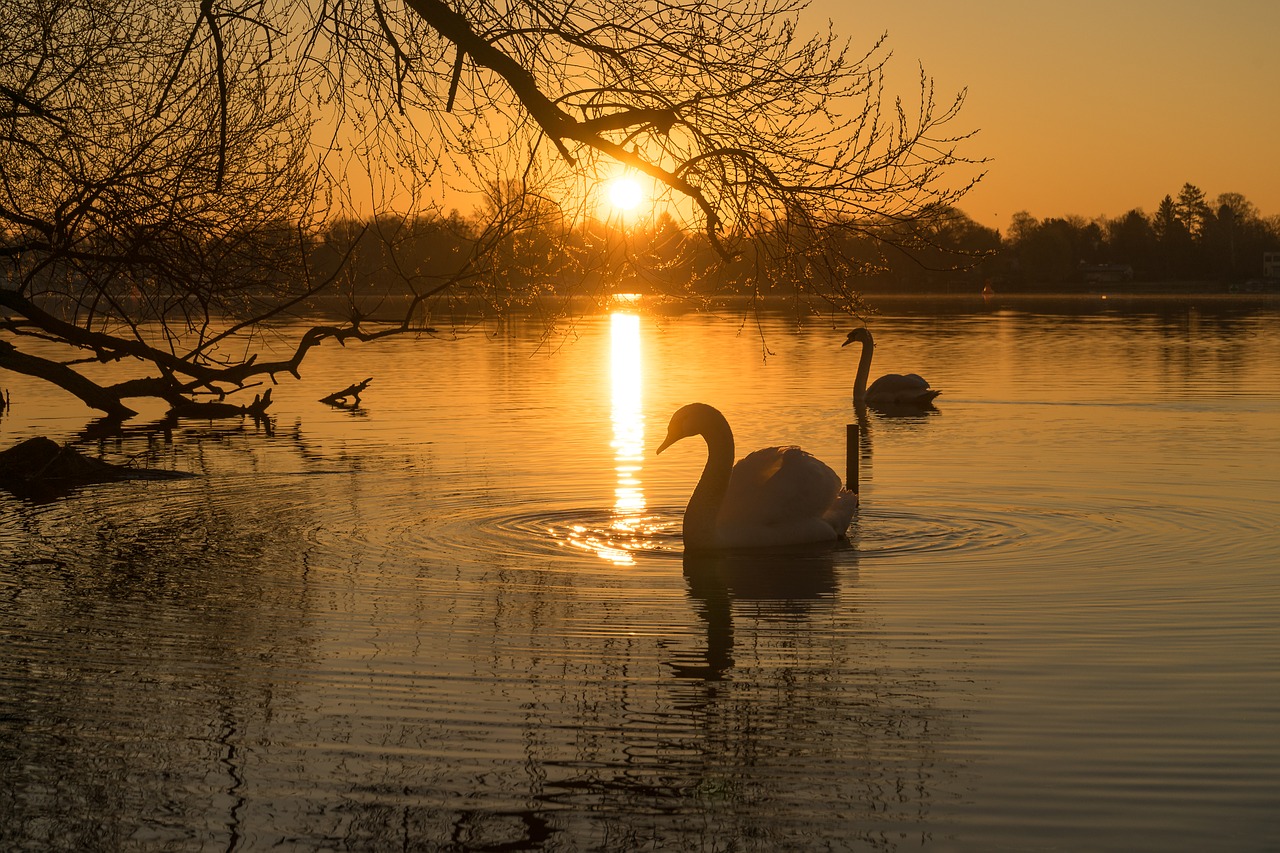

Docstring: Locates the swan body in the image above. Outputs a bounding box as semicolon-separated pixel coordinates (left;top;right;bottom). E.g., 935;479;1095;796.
656;403;858;551
843;328;941;406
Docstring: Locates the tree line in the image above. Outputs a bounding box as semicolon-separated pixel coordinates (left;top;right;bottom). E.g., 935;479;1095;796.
305;181;1280;307
978;183;1279;292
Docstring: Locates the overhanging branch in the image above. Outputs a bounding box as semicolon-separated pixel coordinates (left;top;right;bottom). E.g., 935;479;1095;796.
401;0;731;256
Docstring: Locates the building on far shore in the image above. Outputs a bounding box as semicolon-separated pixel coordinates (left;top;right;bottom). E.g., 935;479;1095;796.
1264;252;1280;279
1080;263;1134;284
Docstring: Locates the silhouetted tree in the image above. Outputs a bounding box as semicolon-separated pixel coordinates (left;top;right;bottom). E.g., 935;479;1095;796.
1104;210;1158;276
1174;183;1212;238
0;0;324;418
2;0;982;419
1003;214;1093;285
1149;194;1195;277
996;187;1280;287
862;207;999;290
1152;196;1182;241
1203;192;1274;280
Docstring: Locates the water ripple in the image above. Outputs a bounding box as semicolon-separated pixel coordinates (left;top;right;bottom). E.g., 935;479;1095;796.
409;506;685;567
849;492;1280;572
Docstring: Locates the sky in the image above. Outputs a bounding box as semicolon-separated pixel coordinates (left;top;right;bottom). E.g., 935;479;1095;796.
811;0;1280;231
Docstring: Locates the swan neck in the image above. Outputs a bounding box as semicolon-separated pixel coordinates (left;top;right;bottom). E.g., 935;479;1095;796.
684;417;735;549
853;337;874;401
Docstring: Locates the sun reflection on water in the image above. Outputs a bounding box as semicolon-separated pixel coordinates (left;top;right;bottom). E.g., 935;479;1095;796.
605;312;648;563
561;312;666;565
611;312;645;509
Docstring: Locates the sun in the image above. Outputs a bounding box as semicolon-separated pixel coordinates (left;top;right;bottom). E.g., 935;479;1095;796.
607;177;644;212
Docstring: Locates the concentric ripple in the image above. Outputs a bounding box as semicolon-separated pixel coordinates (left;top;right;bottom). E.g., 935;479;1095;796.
494;508;683;563
849;506;1030;558
15;465;1276;583
398;504;686;568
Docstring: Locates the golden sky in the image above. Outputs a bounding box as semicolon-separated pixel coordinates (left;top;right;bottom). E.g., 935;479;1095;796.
817;0;1280;230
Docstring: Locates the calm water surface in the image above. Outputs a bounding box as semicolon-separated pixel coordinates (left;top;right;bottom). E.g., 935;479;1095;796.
2;297;1278;851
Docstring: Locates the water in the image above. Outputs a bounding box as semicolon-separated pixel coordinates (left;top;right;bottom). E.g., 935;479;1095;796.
2;296;1278;851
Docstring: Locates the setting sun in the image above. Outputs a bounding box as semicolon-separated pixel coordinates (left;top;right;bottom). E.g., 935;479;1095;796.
607;177;644;211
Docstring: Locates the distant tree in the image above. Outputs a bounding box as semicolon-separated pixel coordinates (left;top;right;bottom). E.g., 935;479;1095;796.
1148;194;1194;277
1;0;983;420
1205;199;1243;279
1003;214;1095;286
871;207;999;290
1006;211;1039;245
1174;183;1212;238
1152;196;1184;241
993;190;1280;287
1215;192;1258;223
1104;210;1157;277
1202;192;1276;280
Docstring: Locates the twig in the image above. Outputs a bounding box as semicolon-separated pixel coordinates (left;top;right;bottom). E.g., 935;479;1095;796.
320;378;371;409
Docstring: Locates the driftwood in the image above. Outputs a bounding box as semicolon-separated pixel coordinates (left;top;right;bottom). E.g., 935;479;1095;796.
0;436;192;500
168;389;272;420
320;378;371;409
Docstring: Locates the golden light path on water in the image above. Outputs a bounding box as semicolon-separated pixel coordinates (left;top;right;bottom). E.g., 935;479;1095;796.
565;309;654;565
610;311;645;513
605;310;646;563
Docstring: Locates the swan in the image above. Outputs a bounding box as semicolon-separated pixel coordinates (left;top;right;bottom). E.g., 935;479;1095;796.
843;327;940;406
656;403;858;551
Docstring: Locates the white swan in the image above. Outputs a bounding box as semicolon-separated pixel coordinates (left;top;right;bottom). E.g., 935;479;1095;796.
843;328;941;406
656;403;858;551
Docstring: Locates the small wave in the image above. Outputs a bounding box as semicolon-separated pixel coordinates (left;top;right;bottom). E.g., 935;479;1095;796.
405;506;686;567
847;505;1023;558
848;502;1120;563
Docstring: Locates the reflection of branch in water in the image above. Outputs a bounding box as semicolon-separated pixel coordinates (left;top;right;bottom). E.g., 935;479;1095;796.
0;437;323;851
216;715;245;853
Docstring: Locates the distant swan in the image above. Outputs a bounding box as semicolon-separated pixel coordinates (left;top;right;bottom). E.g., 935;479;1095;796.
656;403;858;551
843;328;941;406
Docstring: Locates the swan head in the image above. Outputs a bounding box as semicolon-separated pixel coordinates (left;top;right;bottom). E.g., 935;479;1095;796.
656;402;724;455
842;328;873;348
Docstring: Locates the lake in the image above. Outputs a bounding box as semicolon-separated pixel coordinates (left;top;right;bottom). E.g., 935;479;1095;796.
2;295;1278;851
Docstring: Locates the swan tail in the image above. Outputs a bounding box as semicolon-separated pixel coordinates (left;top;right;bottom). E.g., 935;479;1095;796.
823;489;859;538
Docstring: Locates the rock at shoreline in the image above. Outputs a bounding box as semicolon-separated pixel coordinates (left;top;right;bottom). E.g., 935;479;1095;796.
0;436;191;499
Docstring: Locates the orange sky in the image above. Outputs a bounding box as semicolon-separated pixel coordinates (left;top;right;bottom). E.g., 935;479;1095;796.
814;0;1280;232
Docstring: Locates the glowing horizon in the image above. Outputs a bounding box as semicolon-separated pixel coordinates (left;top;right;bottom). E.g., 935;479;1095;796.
821;1;1280;230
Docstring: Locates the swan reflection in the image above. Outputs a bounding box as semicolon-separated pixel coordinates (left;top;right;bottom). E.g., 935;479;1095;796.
669;547;839;680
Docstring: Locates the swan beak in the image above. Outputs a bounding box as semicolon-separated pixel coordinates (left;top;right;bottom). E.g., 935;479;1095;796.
656;432;676;455
841;333;855;347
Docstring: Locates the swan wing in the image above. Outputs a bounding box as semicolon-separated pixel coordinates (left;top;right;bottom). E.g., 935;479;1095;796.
866;373;941;404
719;446;843;527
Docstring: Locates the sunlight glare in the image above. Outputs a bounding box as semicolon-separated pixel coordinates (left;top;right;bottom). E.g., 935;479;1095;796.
608;178;644;211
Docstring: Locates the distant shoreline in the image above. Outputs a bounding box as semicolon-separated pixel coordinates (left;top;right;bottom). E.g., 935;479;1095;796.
867;289;1280;301
859;279;1280;297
